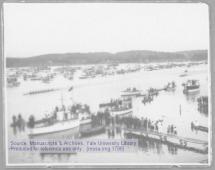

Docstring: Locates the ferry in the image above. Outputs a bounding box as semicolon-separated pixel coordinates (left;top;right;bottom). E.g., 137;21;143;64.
182;80;200;93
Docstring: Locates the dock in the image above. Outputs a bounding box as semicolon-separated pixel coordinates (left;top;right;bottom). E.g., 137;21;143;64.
123;128;208;154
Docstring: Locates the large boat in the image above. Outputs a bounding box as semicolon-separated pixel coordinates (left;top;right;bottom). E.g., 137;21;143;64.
182;80;200;93
28;117;80;137
28;107;80;137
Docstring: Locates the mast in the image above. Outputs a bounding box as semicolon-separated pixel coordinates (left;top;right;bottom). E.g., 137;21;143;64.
61;92;64;106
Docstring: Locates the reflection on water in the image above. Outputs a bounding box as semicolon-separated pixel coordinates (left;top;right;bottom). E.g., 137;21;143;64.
185;91;200;102
6;63;209;164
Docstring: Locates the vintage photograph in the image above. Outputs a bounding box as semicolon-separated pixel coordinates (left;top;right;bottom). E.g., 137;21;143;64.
4;3;210;166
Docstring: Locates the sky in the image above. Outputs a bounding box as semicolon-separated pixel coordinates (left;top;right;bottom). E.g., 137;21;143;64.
3;3;209;58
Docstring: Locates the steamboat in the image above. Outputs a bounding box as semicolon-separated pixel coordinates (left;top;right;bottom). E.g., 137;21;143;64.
27;106;80;137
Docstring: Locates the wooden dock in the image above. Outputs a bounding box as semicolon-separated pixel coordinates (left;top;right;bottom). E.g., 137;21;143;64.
123;128;208;154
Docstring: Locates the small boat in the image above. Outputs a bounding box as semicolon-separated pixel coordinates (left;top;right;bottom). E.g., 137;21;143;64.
42;77;51;83
182;80;200;93
121;88;141;97
7;81;20;88
68;86;73;92
99;98;131;108
179;73;187;77
79;76;88;79
24;88;59;95
99;98;132;117
110;107;132;117
7;77;20;88
179;70;188;77
79;112;92;125
191;121;208;133
30;77;42;81
164;82;176;91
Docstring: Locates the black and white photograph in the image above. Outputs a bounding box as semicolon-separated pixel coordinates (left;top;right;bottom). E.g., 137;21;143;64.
3;2;210;166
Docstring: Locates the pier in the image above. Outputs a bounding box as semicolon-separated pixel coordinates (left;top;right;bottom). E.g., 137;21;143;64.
123;128;208;154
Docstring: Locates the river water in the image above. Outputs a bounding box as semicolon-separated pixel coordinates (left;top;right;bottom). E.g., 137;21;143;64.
6;62;209;165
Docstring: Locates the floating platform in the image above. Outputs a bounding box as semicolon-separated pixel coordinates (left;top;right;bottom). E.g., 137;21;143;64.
124;128;208;154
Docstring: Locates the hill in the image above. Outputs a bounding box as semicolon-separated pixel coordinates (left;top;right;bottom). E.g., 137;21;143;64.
6;50;208;67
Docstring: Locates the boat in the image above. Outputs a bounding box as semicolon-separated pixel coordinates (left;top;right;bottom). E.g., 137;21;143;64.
7;77;20;88
191;121;208;133
110;107;132;117
79;75;88;79
179;70;188;77
99;98;132;117
182;80;200;93
28;105;80;137
42;77;51;83
7;81;20;88
28;118;80;137
27;102;93;137
68;86;74;92
24;88;59;95
79;112;92;125
179;73;187;77
121;88;141;97
164;82;176;91
30;77;42;81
